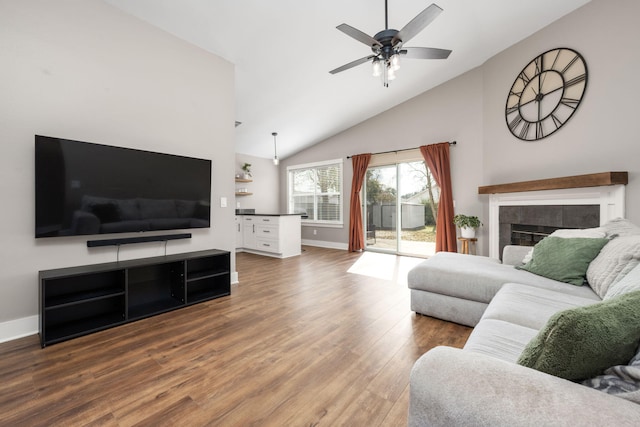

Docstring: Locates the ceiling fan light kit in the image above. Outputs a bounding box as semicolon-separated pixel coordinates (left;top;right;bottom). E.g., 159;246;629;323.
330;1;451;87
272;132;279;166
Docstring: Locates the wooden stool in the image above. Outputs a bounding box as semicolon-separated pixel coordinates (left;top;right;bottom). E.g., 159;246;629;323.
458;237;477;255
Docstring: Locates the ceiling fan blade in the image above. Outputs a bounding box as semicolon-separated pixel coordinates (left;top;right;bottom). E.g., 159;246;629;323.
336;24;382;48
329;55;377;74
393;4;443;46
400;47;451;60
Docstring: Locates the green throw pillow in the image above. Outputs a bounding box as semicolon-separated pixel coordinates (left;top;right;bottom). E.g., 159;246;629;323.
516;236;609;285
517;290;640;381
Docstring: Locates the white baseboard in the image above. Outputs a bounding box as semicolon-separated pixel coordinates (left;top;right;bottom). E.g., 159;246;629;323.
302;239;348;250
0;315;38;344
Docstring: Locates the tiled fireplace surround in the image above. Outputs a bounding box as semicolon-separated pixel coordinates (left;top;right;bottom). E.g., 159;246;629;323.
487;184;626;259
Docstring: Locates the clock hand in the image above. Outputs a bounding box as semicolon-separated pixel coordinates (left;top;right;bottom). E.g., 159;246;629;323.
518;95;540;109
517;84;564;114
538;55;543;100
540;85;564;97
541;50;561;88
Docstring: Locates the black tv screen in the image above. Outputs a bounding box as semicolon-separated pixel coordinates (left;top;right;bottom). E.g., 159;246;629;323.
35;135;211;238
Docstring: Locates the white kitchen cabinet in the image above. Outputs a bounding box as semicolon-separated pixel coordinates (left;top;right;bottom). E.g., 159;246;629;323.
242;216;257;250
237;215;301;258
235;216;243;249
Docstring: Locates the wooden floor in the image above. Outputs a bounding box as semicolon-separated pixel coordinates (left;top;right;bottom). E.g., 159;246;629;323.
0;246;471;426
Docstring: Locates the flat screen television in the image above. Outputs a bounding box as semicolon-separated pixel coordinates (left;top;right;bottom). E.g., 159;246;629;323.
35;135;211;238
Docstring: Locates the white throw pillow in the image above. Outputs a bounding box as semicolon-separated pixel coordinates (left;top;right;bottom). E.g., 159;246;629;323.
549;228;606;239
605;262;640;300
601;218;640;238
588;235;640;299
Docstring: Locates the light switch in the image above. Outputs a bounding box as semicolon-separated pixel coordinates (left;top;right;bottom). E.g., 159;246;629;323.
220;197;227;208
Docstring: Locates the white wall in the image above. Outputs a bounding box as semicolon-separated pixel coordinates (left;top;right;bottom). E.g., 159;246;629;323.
0;0;236;341
234;153;280;213
282;0;640;256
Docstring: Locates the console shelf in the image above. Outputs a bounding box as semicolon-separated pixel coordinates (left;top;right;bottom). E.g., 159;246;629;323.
39;249;230;347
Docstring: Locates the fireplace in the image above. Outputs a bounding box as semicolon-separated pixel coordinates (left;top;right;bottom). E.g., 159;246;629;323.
499;204;600;257
479;173;627;259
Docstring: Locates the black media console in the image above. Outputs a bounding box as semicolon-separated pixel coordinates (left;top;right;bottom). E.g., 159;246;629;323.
39;249;230;347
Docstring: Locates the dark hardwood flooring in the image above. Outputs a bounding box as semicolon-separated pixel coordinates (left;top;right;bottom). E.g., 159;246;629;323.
0;246;471;426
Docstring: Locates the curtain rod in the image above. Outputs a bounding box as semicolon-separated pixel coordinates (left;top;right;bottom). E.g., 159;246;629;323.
346;141;456;159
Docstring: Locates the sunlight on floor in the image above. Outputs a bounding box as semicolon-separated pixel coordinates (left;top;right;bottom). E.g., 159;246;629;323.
346;251;425;285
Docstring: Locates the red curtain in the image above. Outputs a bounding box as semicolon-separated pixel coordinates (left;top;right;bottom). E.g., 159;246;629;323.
420;143;457;252
348;153;372;252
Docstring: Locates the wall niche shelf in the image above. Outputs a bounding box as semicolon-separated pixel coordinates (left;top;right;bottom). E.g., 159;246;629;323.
235;178;252;183
235;192;253;196
39;249;230;347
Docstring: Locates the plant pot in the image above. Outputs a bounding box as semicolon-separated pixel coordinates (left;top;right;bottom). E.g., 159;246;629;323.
460;227;476;239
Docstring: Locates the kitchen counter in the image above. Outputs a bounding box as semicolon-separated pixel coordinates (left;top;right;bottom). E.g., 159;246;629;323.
234;213;301;258
236;213;303;216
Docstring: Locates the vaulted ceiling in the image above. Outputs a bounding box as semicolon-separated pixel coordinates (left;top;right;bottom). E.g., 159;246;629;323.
104;0;592;160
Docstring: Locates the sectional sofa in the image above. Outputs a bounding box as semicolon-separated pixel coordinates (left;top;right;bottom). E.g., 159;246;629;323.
407;218;640;426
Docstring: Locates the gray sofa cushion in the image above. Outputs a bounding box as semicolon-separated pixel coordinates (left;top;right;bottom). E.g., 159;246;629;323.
463;318;538;363
482;283;599;330
408;252;601;305
410;289;488;327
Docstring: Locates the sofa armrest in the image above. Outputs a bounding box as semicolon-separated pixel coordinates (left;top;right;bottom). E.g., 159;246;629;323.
502;245;531;266
409;346;640;427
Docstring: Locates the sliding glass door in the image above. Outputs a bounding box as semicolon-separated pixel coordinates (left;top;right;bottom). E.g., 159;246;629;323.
364;161;438;257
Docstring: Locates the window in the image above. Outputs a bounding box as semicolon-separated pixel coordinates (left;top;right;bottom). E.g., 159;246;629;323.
287;159;343;225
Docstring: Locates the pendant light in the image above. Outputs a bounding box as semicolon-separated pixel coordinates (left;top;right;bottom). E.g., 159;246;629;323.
272;132;279;166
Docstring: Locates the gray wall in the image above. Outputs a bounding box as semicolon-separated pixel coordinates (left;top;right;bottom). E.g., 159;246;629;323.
0;0;235;338
280;64;484;249
481;0;640;249
281;0;640;255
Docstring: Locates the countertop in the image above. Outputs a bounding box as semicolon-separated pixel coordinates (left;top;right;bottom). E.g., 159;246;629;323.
235;212;304;217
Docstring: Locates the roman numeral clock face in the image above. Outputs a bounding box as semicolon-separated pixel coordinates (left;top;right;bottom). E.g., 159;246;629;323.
505;48;587;141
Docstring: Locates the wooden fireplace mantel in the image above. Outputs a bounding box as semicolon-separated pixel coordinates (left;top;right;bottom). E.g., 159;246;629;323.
478;172;628;195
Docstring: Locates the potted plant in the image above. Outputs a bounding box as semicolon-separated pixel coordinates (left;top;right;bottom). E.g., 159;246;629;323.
241;163;252;179
453;214;482;238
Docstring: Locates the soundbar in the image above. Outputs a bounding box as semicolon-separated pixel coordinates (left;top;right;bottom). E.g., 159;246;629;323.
87;233;192;248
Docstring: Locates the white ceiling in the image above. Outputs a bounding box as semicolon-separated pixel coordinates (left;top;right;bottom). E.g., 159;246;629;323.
104;0;592;160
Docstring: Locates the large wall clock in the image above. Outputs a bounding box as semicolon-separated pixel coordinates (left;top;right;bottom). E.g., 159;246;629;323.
505;47;587;141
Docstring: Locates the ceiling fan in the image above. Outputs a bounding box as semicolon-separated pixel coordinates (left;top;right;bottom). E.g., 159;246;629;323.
329;1;451;87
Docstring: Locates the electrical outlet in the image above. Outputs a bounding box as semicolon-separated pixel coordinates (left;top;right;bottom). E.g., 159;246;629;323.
313;229;317;235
